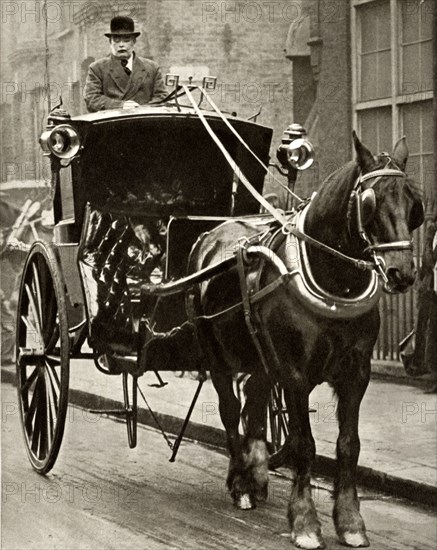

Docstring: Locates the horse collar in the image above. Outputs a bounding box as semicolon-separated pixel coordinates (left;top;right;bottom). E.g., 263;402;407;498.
281;207;381;319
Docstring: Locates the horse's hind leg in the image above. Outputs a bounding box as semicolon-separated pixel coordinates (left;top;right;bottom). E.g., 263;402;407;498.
210;365;269;510
239;371;271;504
208;366;248;506
333;364;370;548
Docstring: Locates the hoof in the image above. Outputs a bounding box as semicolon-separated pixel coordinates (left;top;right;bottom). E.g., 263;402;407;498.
338;532;369;547
255;484;268;503
236;493;255;510
291;532;325;549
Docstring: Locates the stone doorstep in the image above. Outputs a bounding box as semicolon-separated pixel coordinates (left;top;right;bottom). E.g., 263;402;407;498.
371;360;435;389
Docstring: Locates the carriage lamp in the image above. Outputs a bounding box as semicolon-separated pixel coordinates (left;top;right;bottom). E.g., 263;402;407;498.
277;123;314;171
40;124;81;159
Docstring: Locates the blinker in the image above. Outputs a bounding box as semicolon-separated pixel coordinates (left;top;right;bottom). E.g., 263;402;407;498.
408;200;425;232
360;188;376;226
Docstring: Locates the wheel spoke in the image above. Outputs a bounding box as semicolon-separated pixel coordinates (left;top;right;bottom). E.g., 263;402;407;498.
42;372;54;452
44;324;60;354
45;363;60;413
31;262;43;322
25;283;43;342
266;385;289;454
45;360;61;390
30;409;42;455
34;376;48;460
45;354;61;365
269;404;278;449
21;367;39;395
25;376;41;434
20;314;38;342
42;286;58;348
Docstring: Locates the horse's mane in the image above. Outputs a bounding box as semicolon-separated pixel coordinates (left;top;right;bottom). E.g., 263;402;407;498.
312;161;359;223
309;155;422;229
402;174;423;203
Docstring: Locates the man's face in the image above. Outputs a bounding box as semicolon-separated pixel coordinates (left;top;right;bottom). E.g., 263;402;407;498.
110;36;136;59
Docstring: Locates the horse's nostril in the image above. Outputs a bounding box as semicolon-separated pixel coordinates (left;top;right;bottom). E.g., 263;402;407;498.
386;267;402;283
386;266;415;286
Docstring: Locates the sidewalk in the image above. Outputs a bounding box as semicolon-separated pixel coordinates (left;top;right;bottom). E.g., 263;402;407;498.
2;361;436;507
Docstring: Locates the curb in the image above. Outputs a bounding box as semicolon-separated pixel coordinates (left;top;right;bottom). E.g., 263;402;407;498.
371;361;435;389
3;368;436;509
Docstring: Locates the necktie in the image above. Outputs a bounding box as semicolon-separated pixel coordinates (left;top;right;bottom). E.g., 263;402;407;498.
121;59;131;76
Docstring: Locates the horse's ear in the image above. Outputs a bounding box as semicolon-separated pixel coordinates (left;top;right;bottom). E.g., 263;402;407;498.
391;136;409;170
352;131;375;173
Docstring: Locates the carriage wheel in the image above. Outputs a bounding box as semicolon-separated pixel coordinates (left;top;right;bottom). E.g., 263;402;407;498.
266;383;289;470
16;242;70;474
122;372;138;449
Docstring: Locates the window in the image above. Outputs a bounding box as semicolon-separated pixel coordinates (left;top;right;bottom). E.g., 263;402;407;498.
352;0;434;174
358;0;391;101
359;106;392;152
400;0;433;95
351;0;434;360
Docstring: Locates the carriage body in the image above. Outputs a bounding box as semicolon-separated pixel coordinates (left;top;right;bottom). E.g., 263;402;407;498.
44;105;273;358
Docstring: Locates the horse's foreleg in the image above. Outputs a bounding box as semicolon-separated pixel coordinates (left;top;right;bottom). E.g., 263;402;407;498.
333;368;370;548
284;381;324;550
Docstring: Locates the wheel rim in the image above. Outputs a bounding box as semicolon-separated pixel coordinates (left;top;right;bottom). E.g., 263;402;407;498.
16;246;69;473
122;372;138;449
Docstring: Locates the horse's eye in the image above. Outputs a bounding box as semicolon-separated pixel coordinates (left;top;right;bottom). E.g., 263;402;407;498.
408;201;424;232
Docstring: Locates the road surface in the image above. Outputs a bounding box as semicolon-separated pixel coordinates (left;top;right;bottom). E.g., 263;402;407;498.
2;383;435;550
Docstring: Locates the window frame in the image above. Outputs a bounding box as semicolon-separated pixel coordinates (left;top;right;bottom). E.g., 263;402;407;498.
351;0;433;149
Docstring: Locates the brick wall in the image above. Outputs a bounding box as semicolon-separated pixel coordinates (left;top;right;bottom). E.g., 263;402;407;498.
1;0;299;184
316;0;352;181
79;0;294;150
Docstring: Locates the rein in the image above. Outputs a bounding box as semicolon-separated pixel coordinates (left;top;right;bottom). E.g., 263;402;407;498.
182;85;410;279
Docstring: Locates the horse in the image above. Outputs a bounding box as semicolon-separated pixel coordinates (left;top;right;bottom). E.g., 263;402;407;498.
187;132;424;549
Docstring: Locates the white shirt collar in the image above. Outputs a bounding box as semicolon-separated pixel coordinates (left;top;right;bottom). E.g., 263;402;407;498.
126;53;134;72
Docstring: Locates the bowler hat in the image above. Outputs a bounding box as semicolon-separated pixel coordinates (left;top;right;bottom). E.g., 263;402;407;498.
105;16;141;38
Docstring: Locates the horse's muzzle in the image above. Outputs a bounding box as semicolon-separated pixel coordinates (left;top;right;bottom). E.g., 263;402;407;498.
384;265;416;293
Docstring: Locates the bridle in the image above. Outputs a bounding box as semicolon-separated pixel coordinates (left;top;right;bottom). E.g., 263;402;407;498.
351;162;413;285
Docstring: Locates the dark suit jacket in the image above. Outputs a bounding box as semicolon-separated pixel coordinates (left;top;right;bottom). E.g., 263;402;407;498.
84;54;168;112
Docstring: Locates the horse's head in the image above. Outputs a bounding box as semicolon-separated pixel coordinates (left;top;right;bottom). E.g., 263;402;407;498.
352;132;424;293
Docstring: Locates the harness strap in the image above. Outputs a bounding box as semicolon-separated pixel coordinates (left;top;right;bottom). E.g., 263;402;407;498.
236;245;271;375
197;271;292;323
360;168;405;183
184;85;378;273
200;87;304;204
365;241;413;252
288;224;374;271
